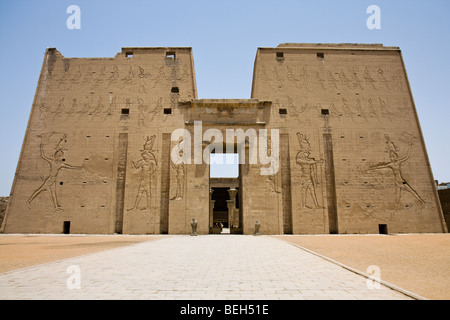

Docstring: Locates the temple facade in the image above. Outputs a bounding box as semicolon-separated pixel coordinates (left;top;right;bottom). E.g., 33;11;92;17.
1;44;447;234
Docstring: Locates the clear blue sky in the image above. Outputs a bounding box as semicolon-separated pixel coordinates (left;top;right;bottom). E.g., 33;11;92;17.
0;0;449;194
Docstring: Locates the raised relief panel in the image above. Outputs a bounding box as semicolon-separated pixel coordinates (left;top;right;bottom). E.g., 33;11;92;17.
127;135;158;211
27;132;83;212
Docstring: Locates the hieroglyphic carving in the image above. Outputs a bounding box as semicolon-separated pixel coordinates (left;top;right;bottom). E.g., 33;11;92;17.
366;98;377;117
299;66;309;93
286;66;300;88
314;71;326;89
53;98;65;119
105;96;117;116
152;66;166;88
287;97;302;116
108;66;119;86
281;65;401;93
92;96;104;115
93;66;106;88
369;134;425;209
79;98;91;115
285;65;309;92
138;66;149;93
128;136;157;211
377;68;390;89
341;98;355;116
39;102;47;120
122;66;135;87
363;67;377;89
354;98;367;120
328;103;341;117
273;66;284;88
378;97;393;117
137;97;148;127
351;70;364;90
67;98;78;116
391;69;403;89
180;66;190;82
338;70;353;90
83;67;93;84
57;60;71;89
295;133;323;209
27;132;82;211
327;71;339;89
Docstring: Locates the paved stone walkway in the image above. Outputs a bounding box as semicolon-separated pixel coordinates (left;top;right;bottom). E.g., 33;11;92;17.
0;235;415;300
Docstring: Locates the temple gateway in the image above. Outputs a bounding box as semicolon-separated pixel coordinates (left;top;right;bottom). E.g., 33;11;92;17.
1;43;447;235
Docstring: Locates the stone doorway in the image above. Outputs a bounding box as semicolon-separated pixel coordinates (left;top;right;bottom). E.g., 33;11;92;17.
209;153;242;234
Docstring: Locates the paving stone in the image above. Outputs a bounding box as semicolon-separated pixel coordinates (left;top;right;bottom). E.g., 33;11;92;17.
0;235;415;300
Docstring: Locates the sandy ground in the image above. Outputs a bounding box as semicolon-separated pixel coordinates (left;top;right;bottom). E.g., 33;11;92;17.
274;234;450;300
0;233;449;300
0;234;158;273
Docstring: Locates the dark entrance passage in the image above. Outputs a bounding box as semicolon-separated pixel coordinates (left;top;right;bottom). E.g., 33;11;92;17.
211;187;229;229
210;186;240;234
63;221;71;234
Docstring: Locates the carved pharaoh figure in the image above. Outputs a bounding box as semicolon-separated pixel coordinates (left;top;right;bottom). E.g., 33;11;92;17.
265;137;280;193
170;139;185;201
128;136;157;211
295;133;323;209
369;135;425;209
27;133;82;211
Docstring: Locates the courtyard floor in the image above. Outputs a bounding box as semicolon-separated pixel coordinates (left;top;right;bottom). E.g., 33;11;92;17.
0;233;448;300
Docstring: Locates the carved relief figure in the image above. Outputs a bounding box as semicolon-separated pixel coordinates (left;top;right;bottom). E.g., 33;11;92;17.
122;66;135;86
378;98;393;117
92;96;104;115
273;66;284;88
152;66;166;88
266;136;280;193
105;96;117;116
341;98;355;116
367;98;377;117
39;102;47;120
148;97;163;122
327;71;339;89
128;136;157;211
94;66;106;87
351;70;364;90
314;71;326;89
79;98;91;115
287;97;301;115
296;133;323;209
299;66;309;93
27;133;82;211
138;66;149;93
391;69;403;89
354;98;367;120
137;98;148;127
377;69;390;89
338;70;352;89
286;66;300;88
369;134;425;209
67;98;78;116
108;66;119;86
363;67;377;89
53;98;65;119
170;139;185;201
